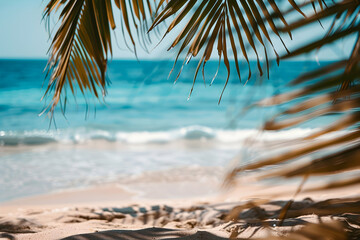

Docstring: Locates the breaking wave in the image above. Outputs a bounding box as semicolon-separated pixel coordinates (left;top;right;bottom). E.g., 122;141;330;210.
0;125;320;146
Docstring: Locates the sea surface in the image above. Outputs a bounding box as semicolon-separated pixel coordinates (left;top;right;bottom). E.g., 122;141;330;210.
0;60;337;202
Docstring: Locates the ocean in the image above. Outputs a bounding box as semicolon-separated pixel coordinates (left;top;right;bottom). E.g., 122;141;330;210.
0;60;336;202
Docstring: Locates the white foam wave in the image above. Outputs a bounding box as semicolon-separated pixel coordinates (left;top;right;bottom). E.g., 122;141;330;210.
0;126;343;146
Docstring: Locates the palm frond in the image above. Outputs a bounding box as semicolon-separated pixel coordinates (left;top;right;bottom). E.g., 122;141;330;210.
148;0;297;102
43;0;162;115
262;222;348;240
114;0;162;53
43;0;115;115
228;0;360;184
224;197;358;239
226;2;360;235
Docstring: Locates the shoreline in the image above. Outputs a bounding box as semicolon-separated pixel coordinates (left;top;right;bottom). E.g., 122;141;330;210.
0;164;227;205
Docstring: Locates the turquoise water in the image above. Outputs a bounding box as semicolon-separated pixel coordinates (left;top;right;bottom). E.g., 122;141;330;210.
0;60;327;132
0;60;335;202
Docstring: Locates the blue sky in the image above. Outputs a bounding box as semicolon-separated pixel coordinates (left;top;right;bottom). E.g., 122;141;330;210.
0;0;354;60
0;1;49;58
0;0;161;59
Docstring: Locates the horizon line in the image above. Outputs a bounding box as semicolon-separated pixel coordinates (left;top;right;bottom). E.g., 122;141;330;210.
0;58;340;62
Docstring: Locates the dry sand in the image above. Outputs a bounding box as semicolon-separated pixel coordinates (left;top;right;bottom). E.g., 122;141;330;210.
1;175;359;240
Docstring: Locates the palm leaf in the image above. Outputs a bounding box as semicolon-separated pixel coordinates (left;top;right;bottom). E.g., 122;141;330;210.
148;0;298;101
43;0;162;115
228;0;360;184
43;0;113;115
226;2;360;237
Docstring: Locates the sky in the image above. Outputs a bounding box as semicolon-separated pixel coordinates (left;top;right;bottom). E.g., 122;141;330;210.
0;0;162;59
0;0;355;60
0;1;49;59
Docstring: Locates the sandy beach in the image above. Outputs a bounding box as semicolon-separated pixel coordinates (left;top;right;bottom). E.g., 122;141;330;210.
1;173;359;240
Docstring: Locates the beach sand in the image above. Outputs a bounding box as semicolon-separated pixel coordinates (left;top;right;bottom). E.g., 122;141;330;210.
1;174;359;240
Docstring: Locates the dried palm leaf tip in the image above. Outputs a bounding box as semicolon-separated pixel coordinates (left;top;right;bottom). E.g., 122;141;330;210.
43;0;164;116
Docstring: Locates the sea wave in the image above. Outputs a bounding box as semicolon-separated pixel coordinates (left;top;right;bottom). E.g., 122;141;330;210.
0;126;326;146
